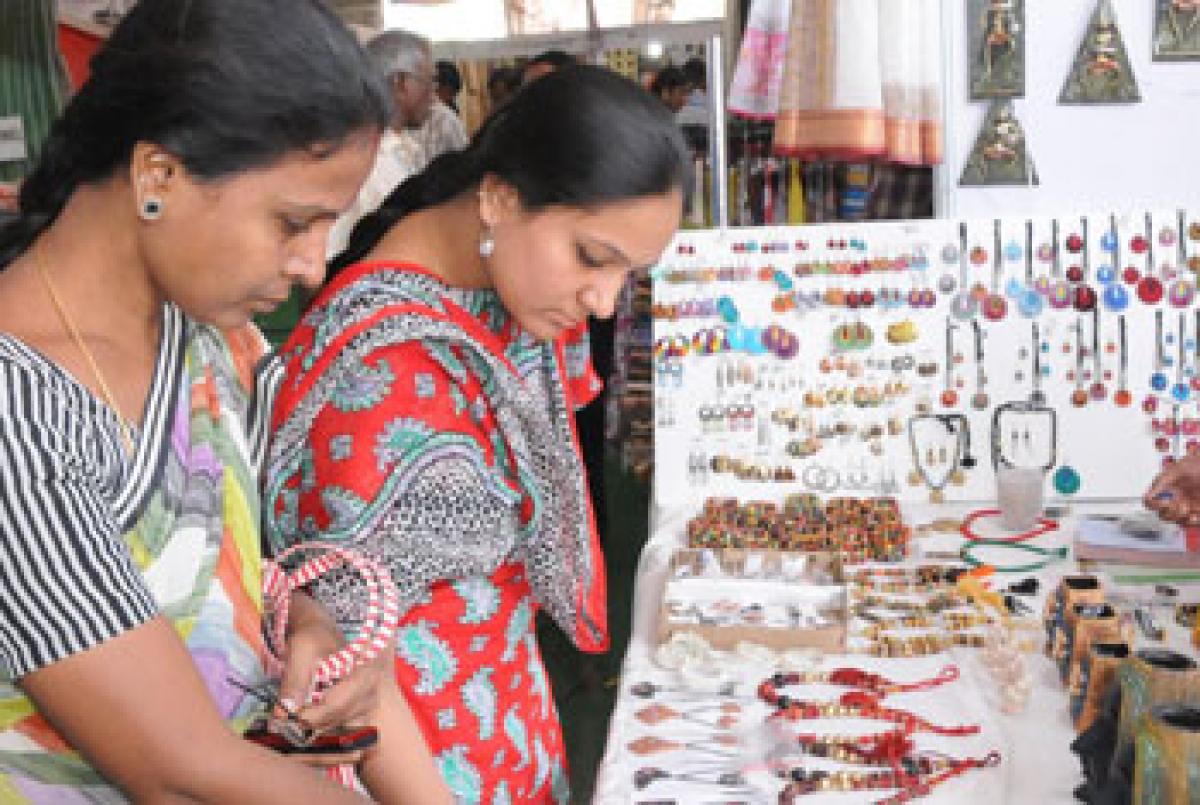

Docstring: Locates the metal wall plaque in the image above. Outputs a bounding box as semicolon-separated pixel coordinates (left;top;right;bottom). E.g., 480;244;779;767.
959;100;1038;187
1154;0;1200;61
1059;0;1141;104
969;0;1025;99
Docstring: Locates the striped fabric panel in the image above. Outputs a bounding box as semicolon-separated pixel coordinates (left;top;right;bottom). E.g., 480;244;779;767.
0;352;158;679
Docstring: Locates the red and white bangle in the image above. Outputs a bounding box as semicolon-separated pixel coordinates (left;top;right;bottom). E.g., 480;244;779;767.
263;541;400;692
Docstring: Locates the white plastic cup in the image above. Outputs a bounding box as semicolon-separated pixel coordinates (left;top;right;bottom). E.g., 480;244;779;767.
996;466;1046;531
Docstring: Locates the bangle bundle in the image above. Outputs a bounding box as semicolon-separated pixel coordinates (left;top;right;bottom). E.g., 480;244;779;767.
958;508;1059;543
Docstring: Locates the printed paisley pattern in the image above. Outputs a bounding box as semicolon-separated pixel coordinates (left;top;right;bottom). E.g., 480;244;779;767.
266;263;603;803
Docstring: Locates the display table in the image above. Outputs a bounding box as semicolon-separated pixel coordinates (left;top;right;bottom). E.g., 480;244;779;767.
592;499;1199;804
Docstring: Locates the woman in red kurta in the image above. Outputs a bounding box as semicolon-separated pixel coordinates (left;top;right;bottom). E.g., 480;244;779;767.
266;66;689;803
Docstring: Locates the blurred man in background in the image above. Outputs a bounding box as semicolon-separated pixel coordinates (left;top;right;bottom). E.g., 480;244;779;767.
677;56;709;128
435;59;462;112
329;30;465;257
487;66;522;110
522;49;577;84
651;65;689;113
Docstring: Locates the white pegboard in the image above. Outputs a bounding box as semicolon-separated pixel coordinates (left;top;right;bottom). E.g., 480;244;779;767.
652;213;1200;508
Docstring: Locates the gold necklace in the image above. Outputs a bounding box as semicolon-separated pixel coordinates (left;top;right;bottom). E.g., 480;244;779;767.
33;244;136;457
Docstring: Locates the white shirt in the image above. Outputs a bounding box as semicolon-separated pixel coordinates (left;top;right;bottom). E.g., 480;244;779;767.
327;127;423;258
406;100;469;169
676;89;710;128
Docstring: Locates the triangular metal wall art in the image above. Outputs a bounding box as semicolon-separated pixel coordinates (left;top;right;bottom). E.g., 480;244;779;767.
1154;0;1200;61
959;100;1038;187
1059;0;1141;104
969;0;1026;99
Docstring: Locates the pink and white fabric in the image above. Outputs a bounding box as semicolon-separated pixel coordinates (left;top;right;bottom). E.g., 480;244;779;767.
728;0;792;120
772;0;944;166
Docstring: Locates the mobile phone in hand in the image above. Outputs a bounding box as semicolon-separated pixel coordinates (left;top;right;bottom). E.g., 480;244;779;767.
245;724;379;755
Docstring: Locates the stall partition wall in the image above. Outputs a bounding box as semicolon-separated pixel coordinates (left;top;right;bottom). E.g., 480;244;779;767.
940;0;1200;218
651;216;1188;508
1;0;70;181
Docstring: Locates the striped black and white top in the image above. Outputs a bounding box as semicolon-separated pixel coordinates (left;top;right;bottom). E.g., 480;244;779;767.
0;306;280;679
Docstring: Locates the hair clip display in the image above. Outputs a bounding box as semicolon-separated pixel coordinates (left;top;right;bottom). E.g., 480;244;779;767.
982;220;1009;321
1139;212;1166;304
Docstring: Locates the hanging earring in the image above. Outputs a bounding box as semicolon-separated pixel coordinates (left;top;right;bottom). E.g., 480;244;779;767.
479;228;496;258
140;196;164;221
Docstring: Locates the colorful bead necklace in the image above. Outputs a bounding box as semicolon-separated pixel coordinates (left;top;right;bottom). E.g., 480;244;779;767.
777;750;1001;803
768;691;981;737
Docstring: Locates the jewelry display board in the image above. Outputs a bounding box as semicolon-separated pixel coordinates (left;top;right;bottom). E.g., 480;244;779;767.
652;212;1200;508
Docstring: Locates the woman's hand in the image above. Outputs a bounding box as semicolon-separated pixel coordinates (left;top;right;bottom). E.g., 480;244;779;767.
1144;454;1200;526
278;591;394;767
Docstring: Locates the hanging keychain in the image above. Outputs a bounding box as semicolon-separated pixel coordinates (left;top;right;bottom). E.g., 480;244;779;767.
942;318;960;408
1192;309;1200;394
1169;209;1196;308
1048;219;1073;310
1090;306;1107;401
1018;219;1044;317
972;319;990;410
1073;216;1098;312
939;228;960;294
1098;212;1118;282
1102;213;1130;311
1123;213;1143;285
1114;314;1132;407
1030;321;1047;405
1138;211;1165;304
1150;309;1169;396
1071;317;1089;408
1172;312;1191;403
1171;404;1183;462
952;222;978;320
983;219;1008;320
1005;221;1026;299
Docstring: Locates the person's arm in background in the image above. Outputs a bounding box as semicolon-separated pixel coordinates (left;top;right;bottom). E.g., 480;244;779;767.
1145;454;1200;526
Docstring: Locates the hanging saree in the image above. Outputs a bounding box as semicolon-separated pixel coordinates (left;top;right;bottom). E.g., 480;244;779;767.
265;262;608;804
773;0;943;166
729;0;793;120
0;308;275;801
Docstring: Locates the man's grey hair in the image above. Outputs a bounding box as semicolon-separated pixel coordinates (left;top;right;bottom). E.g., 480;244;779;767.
367;29;432;79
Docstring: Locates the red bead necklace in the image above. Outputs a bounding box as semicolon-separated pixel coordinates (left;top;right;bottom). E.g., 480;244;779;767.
769;691;981;737
787;729;916;766
757;664;959;702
